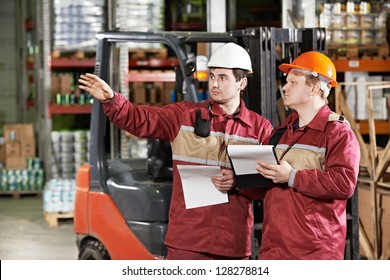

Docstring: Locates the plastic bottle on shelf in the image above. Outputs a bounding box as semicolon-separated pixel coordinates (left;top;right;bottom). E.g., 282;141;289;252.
79;92;86;105
56;92;62;105
70;93;75;105
346;1;355;13
359;1;371;14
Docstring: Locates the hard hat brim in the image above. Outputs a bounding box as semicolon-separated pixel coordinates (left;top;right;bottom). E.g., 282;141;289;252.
279;63;338;87
207;64;253;74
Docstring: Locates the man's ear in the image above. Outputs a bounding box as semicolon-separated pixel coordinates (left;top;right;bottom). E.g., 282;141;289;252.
239;77;248;90
311;82;321;95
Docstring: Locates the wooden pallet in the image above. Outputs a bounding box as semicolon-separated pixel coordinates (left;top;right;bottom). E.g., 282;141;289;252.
0;190;42;199
44;211;74;227
327;43;389;59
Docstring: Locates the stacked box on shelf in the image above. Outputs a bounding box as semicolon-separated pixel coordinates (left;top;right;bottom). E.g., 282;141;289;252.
319;3;388;58
129;78;177;106
52;0;105;50
0;143;5;169
43;178;76;212
3;123;36;170
50;130;89;179
116;0;165;48
320;11;387;45
51;73;92;106
0;139;4;168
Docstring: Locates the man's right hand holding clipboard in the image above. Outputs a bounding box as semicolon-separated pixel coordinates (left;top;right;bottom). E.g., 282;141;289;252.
255;157;293;186
227;145;280;189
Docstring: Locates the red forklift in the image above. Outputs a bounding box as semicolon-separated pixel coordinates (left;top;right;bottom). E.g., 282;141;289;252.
73;28;359;260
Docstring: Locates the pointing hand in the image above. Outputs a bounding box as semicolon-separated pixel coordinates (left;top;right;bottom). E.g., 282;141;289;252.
78;73;114;101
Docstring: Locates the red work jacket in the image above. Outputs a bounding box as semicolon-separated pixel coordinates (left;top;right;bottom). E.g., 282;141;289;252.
258;106;360;259
102;93;273;257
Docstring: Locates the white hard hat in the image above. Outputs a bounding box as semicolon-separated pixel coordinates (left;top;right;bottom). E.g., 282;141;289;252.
207;43;253;73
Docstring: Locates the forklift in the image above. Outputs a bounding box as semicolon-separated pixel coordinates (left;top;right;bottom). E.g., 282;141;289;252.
73;27;359;260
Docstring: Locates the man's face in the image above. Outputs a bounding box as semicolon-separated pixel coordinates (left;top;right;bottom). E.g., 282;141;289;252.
282;72;313;110
208;68;244;105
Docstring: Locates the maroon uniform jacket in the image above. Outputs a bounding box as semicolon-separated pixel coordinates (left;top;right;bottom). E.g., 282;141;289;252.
257;105;360;259
102;93;273;257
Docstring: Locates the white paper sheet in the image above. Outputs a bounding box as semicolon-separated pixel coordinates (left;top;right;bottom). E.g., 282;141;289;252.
227;145;278;175
177;165;229;209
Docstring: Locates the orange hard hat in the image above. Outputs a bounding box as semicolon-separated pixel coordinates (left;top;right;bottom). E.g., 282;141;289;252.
279;51;337;87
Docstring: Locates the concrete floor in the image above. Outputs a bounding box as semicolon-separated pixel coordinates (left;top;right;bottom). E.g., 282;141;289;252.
0;195;78;260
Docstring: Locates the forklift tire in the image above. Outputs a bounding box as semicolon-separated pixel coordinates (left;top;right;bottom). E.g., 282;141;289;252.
78;240;110;260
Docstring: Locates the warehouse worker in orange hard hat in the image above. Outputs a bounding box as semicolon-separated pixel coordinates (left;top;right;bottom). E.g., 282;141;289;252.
252;51;360;259
79;42;273;260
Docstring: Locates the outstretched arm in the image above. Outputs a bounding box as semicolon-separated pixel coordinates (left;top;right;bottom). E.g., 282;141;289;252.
78;73;114;101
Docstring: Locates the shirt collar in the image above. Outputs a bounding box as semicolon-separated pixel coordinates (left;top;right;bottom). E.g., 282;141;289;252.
209;99;253;127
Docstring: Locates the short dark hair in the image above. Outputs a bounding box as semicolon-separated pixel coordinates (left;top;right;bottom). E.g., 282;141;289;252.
232;68;250;81
209;67;250;82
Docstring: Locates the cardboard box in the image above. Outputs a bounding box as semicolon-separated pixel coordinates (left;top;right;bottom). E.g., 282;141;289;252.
60;73;73;95
18;123;35;140
3;124;19;142
149;87;163;105
197;42;209;56
21;139;36;157
131;86;146;104
5;142;21;157
51;74;61;102
6;156;26;170
0;144;5;164
3;123;35;142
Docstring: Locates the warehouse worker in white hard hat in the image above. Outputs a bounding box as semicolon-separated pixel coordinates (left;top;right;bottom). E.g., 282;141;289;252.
79;42;272;260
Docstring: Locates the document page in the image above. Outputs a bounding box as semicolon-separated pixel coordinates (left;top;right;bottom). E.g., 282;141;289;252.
177;165;229;209
227;145;278;175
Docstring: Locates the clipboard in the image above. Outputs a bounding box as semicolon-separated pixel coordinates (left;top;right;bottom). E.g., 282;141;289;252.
227;145;279;189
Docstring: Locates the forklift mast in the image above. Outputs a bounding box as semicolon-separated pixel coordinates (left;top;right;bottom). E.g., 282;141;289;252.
75;27;359;260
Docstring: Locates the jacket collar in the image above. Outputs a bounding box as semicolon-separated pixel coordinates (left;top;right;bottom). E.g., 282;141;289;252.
280;105;331;132
209;99;253;127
